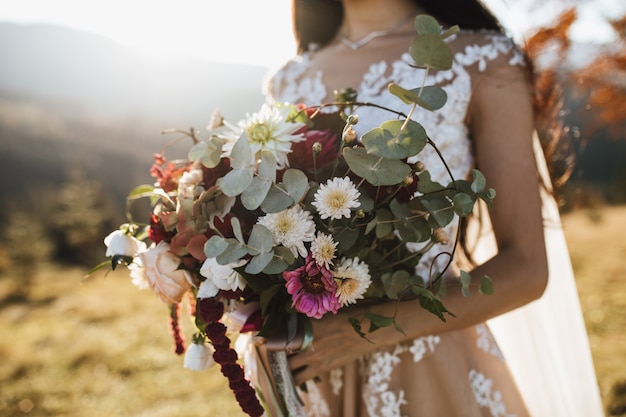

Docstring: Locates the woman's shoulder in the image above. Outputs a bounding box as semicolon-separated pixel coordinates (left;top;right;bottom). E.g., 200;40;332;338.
449;30;527;73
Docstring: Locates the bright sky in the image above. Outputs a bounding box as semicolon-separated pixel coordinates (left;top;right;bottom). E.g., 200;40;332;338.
0;0;623;68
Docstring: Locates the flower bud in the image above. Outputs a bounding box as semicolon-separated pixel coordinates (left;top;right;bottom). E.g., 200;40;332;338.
312;142;323;155
183;342;216;371
104;230;146;258
414;161;425;172
432;227;449;244
343;128;357;143
346;114;359;125
402;175;414;187
355;209;366;219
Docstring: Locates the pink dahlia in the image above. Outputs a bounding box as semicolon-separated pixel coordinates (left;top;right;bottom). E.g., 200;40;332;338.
283;255;341;319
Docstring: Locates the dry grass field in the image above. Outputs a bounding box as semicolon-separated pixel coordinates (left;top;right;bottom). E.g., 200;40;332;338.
0;205;625;417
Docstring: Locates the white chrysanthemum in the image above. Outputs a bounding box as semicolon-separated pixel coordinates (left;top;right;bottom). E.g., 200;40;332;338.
198;258;247;298
334;257;371;306
222;103;305;168
312;177;361;220
257;205;315;258
310;232;337;269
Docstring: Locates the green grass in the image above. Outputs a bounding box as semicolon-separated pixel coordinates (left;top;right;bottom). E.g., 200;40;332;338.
1;205;625;416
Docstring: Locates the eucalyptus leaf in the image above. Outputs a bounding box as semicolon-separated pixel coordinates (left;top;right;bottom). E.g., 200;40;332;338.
247;224;274;254
261;184;294;213
343;147;412;186
375;209;395;238
409;86;448;111
460;270;472;297
382;270;412;299
231;217;245;244
216;240;248;265
335;227;360;251
471;169;487;193
219;167;253;197
409;34;453;70
414;14;441;35
258;151;277;182
204;235;229;258
421;197;454;227
188;137;223;168
479;275;495;295
452;193;474;217
245;251;275;274
229;134;253;170
283;169;309;204
417;171;445;193
361;120;427;159
241;176;272;210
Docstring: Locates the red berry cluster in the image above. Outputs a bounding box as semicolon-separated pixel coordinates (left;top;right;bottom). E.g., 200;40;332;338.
198;298;264;417
169;303;185;355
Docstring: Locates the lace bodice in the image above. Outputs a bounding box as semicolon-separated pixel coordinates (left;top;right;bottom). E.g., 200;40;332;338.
267;31;524;279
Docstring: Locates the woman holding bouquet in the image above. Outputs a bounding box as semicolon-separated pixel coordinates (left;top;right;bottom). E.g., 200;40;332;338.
254;0;604;415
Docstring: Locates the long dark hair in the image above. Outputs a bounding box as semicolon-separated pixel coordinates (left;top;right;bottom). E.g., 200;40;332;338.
292;0;503;53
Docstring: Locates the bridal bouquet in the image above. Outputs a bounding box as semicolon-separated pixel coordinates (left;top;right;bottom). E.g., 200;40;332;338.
92;16;494;417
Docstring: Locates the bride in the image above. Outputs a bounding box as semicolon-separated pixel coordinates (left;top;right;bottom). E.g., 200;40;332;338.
249;0;604;415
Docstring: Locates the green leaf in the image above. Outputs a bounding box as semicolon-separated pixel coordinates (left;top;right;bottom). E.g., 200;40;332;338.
127;184;155;199
388;84;447;112
349;317;368;339
247;224;274;254
261;184;294;213
216;240;248;265
258;151;277;182
241;176;272;210
361;120;427;159
231;217;245;244
471;169;487;193
204;235;229;258
343;147;412;186
365;312;396;333
414;14;441;35
409;33;453;70
460;270;472;297
416;171;445;193
219;167;253;197
412;286;455;321
262;246;295;274
335;227;360;251
409;86;448;111
479;275;495;295
283;169;309;204
229;134;252;170
188;137;224;168
421;197;454;227
452;193;474;217
381;270;412;299
375;209;394;238
245;251;275;274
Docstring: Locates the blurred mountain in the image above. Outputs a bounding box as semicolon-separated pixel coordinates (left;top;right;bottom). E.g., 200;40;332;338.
0;22;269;125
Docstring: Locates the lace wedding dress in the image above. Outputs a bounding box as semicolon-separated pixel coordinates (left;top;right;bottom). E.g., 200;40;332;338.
254;30;604;417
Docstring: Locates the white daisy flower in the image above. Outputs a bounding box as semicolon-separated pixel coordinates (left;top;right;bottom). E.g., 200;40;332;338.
312;177;361;220
222;103;305;168
257;205;315;258
334;257;371;306
311;232;338;269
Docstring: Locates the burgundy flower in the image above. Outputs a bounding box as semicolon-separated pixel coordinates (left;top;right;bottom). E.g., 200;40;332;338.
283;255;341;319
205;322;229;345
196;298;225;323
213;348;238;364
221;363;245;381
148;213;175;244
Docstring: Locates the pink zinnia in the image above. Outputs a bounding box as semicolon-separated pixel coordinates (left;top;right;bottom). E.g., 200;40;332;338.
283;255;341;319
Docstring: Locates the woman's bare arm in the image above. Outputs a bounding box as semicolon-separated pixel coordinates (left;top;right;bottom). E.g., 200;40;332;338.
288;62;549;385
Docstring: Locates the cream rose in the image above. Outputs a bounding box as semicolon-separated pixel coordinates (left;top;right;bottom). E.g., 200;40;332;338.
134;242;193;304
